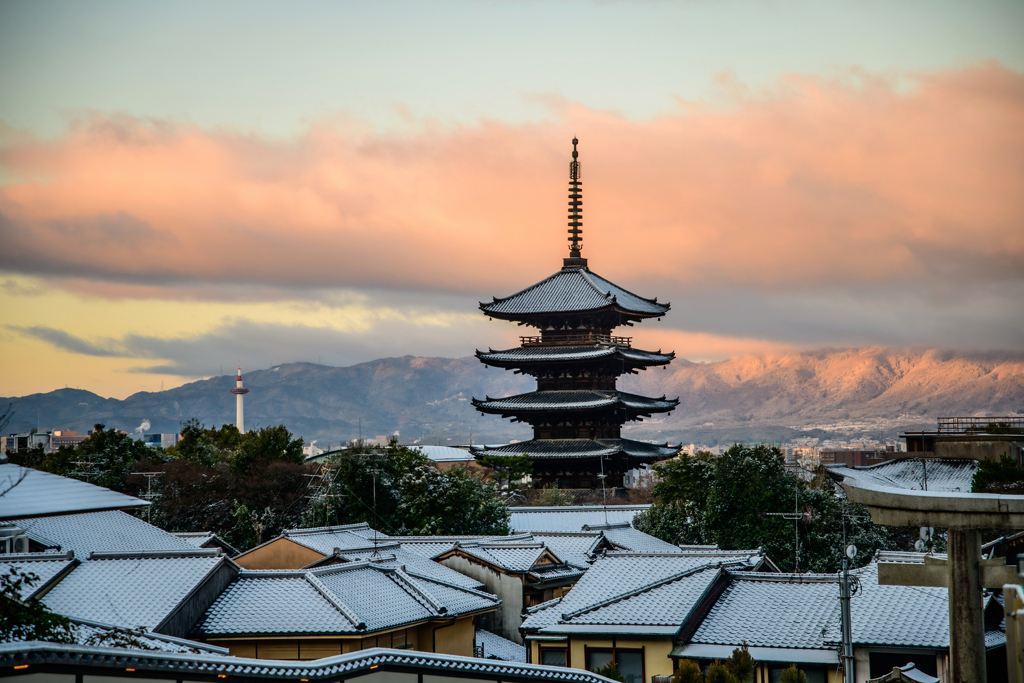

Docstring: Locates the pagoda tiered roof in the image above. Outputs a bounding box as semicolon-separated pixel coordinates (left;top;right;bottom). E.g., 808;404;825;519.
471;438;678;461
480;266;669;323
476;344;674;371
472;389;677;420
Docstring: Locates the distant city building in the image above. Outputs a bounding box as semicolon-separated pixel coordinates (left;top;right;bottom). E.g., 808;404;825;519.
471;139;678;489
51;429;89;450
902;415;1024;464
140;433;179;449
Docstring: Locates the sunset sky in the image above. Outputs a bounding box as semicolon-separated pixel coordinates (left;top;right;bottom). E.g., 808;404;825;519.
2;0;1023;399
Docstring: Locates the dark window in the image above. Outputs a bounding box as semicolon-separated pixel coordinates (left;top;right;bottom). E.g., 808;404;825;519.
869;652;938;679
540;648;568;667
586;648;644;683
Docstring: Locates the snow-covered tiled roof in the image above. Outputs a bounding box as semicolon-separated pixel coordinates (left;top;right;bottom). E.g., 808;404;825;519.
477;345;673;368
40;550;229;631
689;572;840;650
510;505;651;532
283;522;389;554
337;545;485;590
826;458;977;493
0;463;148;520
522;554;749;633
529;533;606;569
597;526;681;553
473;390;677;416
0;552;77;598
476;628;528;662
17;510;195;557
65;617;228;654
460;543;552;572
195;560;499;637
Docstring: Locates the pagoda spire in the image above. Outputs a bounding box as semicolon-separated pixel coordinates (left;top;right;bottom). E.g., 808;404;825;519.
567;138;583;258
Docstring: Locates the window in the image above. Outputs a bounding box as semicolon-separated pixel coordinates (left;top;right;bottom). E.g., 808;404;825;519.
586;648;644;683
540;648;568;667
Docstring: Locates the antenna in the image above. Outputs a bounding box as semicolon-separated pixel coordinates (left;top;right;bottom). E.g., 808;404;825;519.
767;489;803;572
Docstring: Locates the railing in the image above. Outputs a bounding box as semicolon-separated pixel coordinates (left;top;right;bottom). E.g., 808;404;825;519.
936;416;1024;434
520;334;632;347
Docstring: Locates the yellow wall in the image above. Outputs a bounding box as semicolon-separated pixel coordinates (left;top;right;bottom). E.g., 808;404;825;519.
211;619;477;660
233;537;325;569
530;635;675;680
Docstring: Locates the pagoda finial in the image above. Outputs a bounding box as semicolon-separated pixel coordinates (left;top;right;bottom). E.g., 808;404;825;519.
567;138;583;258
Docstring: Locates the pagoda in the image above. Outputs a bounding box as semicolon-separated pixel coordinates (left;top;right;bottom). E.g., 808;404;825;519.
471;139;679;489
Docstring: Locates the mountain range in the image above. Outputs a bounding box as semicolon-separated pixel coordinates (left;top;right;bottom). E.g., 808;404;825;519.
3;347;1022;447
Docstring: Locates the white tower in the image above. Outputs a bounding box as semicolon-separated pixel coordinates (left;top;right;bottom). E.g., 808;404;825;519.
230;366;250;432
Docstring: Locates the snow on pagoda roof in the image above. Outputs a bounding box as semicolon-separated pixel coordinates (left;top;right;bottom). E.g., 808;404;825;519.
472;438;678;461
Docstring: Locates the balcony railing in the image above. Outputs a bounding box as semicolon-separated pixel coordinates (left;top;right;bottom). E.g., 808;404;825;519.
520;334;632;348
935;416;1024;434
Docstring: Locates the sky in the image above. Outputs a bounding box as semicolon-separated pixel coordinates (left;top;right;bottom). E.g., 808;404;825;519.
1;0;1022;399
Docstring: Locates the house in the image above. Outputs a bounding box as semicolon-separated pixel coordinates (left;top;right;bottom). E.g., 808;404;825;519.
0;548;238;639
672;561;1007;683
2;643;622;683
520;550;770;683
233;523;487;591
192;558;501;659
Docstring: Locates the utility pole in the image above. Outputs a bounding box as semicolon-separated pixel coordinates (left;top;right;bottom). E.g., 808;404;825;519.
839;545;857;682
767;489;802;572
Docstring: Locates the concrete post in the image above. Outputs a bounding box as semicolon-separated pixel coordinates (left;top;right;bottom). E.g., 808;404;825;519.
948;527;985;683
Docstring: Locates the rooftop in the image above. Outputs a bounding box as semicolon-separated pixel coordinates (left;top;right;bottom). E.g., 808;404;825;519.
16;510;196;557
477;345;674;368
473;390;678;417
0;462;149;520
480;267;669;322
195;560;499;637
473;438;678;461
510;505;651;532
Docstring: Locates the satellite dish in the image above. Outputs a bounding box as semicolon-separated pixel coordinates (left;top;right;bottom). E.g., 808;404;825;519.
914;539;925;551
845;544;857;559
920;526;934;541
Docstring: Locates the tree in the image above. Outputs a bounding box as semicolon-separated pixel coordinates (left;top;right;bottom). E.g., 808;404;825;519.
779;665;807;683
231;425;304;474
726;643;756;683
168;419;241;469
674;659;704;683
70;424;158;491
0;567;76;643
704;661;735;683
398;465;509;535
477;453;533;495
592;661;626;682
636;444;889;572
972;455;1024;494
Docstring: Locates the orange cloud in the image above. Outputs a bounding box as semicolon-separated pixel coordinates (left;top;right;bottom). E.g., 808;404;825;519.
1;62;1022;303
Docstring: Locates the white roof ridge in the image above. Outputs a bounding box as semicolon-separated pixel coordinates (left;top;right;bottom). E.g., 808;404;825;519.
526;596;562;614
391;567;447;615
285;522;374;536
561;563;721;621
0;550;74;561
728;571;840;583
303;572;366;630
479;541;547;549
88;549;221;560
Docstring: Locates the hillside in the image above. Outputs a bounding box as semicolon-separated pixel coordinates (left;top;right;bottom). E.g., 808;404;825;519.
3;347;1022;446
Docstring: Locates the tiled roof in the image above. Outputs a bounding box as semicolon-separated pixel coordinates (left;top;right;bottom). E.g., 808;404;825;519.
689;572;840;650
64;617;229;654
337;545;486;589
477;345;673;368
0;552;77;598
599;527;682;553
825;458;977;493
480;267;669;319
2;643;622;682
473;390;677;416
284;522;389;554
510;505;651;532
0;463;148;520
529;533;606;569
195;560;499;637
413;445;475;462
522;554;750;632
474;439;678;461
459;543;551;572
476;628;528;662
40;550;228;631
16;510;195;557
